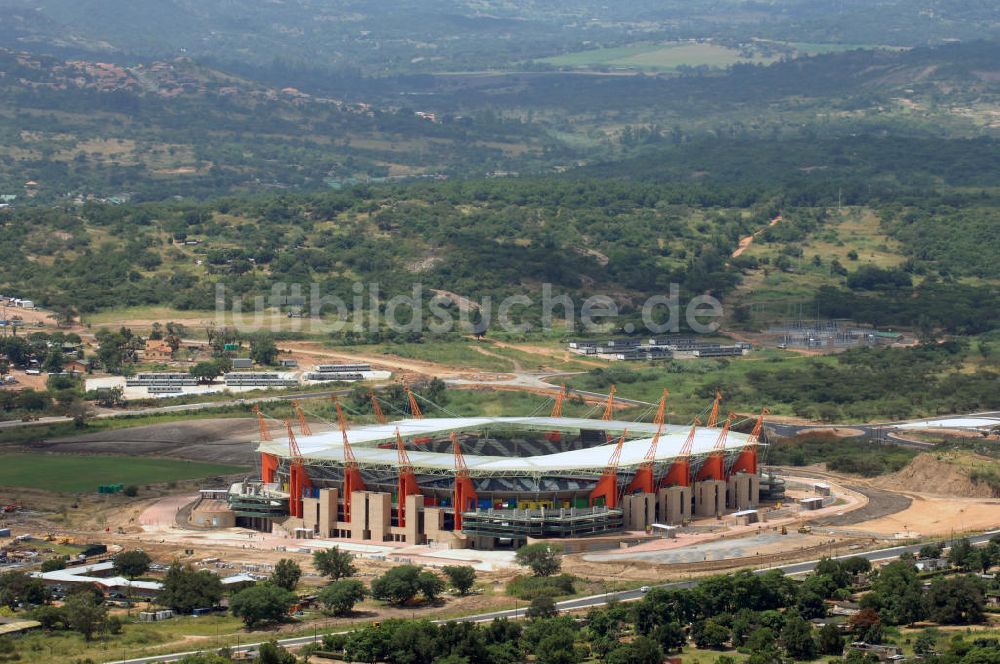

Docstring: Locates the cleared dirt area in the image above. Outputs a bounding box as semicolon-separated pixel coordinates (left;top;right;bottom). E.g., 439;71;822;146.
38;417;259;465
281;341;463;378
853;494;1000;537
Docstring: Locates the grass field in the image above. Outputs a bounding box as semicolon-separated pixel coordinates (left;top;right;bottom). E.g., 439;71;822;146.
0;454;245;492
540;41;774;71
539;40;893;73
732;207;908;312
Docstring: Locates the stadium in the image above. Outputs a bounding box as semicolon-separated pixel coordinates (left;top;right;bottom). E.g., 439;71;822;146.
229;392;775;550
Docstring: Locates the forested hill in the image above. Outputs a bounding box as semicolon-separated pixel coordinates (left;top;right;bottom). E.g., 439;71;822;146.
573;136;1000;203
0;49;553;200
1;166;998;337
3;0;998;73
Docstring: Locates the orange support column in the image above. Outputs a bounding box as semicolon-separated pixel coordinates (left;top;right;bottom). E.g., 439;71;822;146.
589;430;627;509
695;453;724;482
453;477;478;531
695;418;730;482
261;453;278;484
662;458;690;487
588;473;620;509
289;464;312;518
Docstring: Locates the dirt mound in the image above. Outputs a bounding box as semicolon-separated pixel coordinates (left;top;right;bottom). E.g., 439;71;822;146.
874;453;997;498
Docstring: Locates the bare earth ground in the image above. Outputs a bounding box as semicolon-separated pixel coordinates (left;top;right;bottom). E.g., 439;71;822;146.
846;495;1000;537
38;418;260;465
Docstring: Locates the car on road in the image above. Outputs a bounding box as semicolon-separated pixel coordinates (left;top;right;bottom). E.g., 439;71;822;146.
640;586;651;593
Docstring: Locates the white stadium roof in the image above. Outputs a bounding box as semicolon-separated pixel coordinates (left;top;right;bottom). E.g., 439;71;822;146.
258;416;753;476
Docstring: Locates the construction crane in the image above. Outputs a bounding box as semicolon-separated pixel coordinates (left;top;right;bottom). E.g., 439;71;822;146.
545;385;568;442
601;385;617;421
695;415;731;482
333;396;366;522
625;389;669;495
730;408;769;476
589;429;628;509
253;405;272;441
293;400;312;436
370;391;387;425
405;383;424;419
451;432;477;531
395;428;420;527
284;420;312;518
662;418;699;487
707;390;723;427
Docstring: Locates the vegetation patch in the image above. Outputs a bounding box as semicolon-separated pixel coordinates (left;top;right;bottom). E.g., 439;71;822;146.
0;454;245;493
765;434;917;477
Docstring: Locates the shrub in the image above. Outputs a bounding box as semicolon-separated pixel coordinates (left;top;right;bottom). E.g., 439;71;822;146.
506;574;576;600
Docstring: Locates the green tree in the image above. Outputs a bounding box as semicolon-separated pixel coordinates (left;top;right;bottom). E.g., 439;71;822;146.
692;619;730;650
40;558;66;573
29;604;67;629
159;563;223;613
442;565;476;596
371;565;438;606
249;336;279;366
270;559;301;592
654;621;687;652
176;655;230;664
817;622;844;655
113;550;151;580
530;619;582;664
0;571;49;609
313;547;356;580
925;575;986;625
527;595;558;619
230;584;296;629
418;570;445;602
189;360;227;383
318;579;367;616
257;641;297;664
63;591;107;641
814;557;851;590
747;627;776;653
515;543;562;577
949;538;975;570
606;635;663;664
913;629;940;656
864;560;925;625
345;623;392;663
386;620;442;664
95;385;125;407
781;613;816;660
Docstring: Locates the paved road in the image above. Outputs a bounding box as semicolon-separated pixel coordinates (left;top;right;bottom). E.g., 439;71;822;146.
765;420;935;450
766;410;1000;449
0;389;360;432
111;531;1000;664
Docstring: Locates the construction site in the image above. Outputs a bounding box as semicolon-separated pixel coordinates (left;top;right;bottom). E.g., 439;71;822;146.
226;389;781;551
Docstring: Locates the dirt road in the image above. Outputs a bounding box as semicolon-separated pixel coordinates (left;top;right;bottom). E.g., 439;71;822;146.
732;215;782;258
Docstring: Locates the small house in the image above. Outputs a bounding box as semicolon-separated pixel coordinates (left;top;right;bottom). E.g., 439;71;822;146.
142;340;174;362
65;359;91;374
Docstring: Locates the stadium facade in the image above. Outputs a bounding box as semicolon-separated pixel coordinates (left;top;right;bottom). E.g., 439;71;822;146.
229;410;772;550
